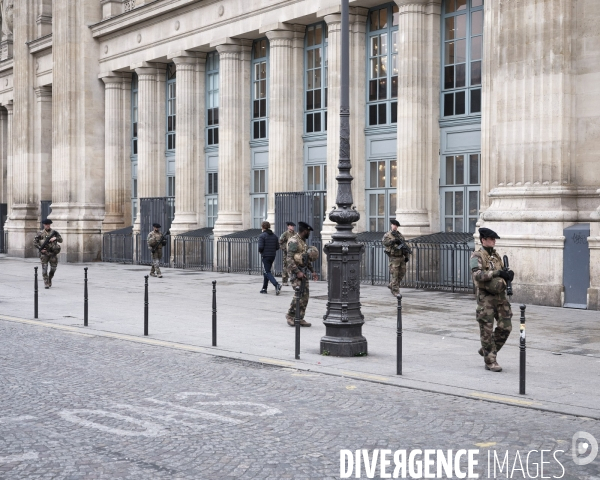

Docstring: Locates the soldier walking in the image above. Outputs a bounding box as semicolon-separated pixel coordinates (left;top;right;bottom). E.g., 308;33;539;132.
147;223;167;278
470;227;514;372
34;219;63;289
382;220;410;296
278;221;296;286
285;221;319;327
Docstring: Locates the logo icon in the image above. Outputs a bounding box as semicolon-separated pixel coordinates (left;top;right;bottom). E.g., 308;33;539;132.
572;432;598;466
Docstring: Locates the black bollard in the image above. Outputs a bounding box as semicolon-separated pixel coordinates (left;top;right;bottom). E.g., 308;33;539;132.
212;281;217;347
144;275;149;336
519;304;526;395
397;294;403;375
84;267;88;327
295;285;301;359
34;267;38;319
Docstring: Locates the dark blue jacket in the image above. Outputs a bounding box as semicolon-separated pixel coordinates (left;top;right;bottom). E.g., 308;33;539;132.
258;229;279;259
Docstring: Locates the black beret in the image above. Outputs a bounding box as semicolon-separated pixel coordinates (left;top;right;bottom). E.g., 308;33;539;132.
152;223;161;228
479;227;500;239
298;221;314;231
42;219;52;225
286;222;296;227
390;219;400;227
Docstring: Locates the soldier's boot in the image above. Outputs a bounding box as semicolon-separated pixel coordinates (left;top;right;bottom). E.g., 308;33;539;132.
484;351;502;372
286;315;295;327
149;266;157;277
48;269;55;288
43;274;49;289
478;347;484;357
156;267;162;278
299;319;312;327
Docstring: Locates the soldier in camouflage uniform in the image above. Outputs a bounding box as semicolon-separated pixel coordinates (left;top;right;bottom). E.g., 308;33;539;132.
34;219;63;289
382;219;410;296
278;222;296;286
286;221;319;327
147;223;167;278
470;227;514;372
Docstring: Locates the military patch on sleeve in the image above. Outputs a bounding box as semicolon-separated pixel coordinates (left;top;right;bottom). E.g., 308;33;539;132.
470;257;479;270
287;241;299;254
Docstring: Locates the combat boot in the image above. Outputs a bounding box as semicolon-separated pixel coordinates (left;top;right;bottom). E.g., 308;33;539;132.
149;272;157;277
485;361;502;372
286;315;295;327
299;319;312;327
43;276;49;289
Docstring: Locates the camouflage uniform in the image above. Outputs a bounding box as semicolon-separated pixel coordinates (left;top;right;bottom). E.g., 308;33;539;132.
382;230;408;296
470;247;513;366
34;228;63;287
279;230;295;284
286;233;314;325
147;230;165;277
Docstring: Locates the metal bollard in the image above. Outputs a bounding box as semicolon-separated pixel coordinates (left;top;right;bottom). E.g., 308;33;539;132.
34;267;38;319
519;304;526;395
212;281;217;346
144;275;149;336
295;286;301;359
397;294;403;375
84;267;88;327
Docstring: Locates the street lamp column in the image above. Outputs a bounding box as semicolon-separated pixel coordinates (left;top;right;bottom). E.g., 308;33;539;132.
320;0;368;357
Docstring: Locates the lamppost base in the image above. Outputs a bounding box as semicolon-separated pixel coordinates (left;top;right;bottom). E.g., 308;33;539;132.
320;322;368;356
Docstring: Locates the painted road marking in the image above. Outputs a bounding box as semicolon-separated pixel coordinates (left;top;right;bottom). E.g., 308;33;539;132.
470;392;540;406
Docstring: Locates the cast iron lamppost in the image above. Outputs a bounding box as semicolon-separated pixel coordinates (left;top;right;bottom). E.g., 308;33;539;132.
320;0;368;357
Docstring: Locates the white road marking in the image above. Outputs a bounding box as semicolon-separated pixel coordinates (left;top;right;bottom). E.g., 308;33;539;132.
0;452;39;463
58;409;166;437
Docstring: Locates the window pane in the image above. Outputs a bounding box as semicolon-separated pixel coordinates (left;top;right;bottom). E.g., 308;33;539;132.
444;66;454;89
314;48;322;68
306;91;313;110
445;17;455;40
314;90;321;109
469;218;477;233
371;58;379;79
392;55;398;77
370;219;377;231
378;161;385;187
455;191;463;216
444;93;454;116
369;194;377;215
471;36;482;60
390;160;397;187
389;193;397;216
446;42;455;65
260;80;267;98
456;0;466;11
314;69;321;89
456;155;464;185
456;14;466;38
379;8;388;29
378;219;384;232
253;99;260;118
380;34;388;55
307;27;314;47
455;64;466;88
260;99;266;117
133;139;137;155
445;192;453;215
472;0;483;6
469;190;479;216
307;49;313;69
455;217;464;233
208;129;213;145
390;73;397;97
369;104;378;125
392;31;398;54
314;112;321;131
214;128;219;145
392;5;399;26
253;122;260;139
378;77;387;100
455;39;466;63
306;113;314;133
471;61;482;86
315;24;322;44
314;166;321;190
370;11;379;31
371;36;379;58
380;56;388;78
456;91;466;115
446;0;455;13
260;120;266;138
445;156;454;185
378;103;387;124
472;10;483;36
378;193;385;215
370;162;378;188
469;154;479;184
391;102;398;124
369;80;378;101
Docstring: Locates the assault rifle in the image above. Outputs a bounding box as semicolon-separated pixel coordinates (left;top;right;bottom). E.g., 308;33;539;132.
503;255;513;297
392;231;413;256
151;229;170;254
35;230;59;253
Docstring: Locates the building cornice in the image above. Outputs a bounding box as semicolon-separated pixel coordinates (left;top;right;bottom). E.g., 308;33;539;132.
27;34;52;56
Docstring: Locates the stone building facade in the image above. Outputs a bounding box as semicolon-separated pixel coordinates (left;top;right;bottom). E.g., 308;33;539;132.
0;0;599;309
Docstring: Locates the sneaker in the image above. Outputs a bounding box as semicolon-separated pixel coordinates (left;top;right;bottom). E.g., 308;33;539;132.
485;361;502;372
260;289;267;294
299;319;312;327
275;284;282;296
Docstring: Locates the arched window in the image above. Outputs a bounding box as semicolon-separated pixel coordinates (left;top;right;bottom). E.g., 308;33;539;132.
366;4;399;127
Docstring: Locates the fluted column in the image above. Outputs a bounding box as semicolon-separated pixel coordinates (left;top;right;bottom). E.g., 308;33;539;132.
0;107;7;206
4;103;13;221
394;0;441;235
264;26;304;229
134;63;164;232
34;87;53;221
590;195;600;310
212;41;251;237
170;53;206;234
100;73;131;232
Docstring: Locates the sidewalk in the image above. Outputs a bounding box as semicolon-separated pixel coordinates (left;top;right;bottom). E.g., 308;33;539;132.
1;255;599;419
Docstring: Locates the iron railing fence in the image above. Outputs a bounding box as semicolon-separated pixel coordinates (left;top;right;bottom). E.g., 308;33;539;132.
173;228;214;270
357;231;475;292
102;226;134;263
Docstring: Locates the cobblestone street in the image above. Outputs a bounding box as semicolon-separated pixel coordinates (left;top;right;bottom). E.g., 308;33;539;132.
1;320;599;479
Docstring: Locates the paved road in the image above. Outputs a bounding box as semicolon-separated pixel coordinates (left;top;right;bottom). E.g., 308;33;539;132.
1;320;599;479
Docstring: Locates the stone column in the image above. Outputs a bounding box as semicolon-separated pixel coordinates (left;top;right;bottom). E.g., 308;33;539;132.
101;73;131;232
7;0;38;257
212;41;251;238
34;87;53;221
133;63;165;231
51;0;105;262
169;52;206;235
0;107;7;205
394;0;441;236
4;103;13;218
590;196;600;310
480;0;577;307
263;25;304;229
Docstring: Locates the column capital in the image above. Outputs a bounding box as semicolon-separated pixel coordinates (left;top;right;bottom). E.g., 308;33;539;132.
3;102;13;114
211;38;252;52
168;51;207;66
260;22;303;37
131;61;165;77
99;71;132;85
323;13;342;26
394;0;442;8
34;86;52;99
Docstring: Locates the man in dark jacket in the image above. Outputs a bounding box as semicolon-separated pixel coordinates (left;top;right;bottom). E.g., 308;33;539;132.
258;221;282;295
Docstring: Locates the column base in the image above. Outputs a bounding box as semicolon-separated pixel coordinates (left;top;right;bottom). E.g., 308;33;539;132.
320;328;368;357
50;203;105;263
395;210;430;237
5;205;39;258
